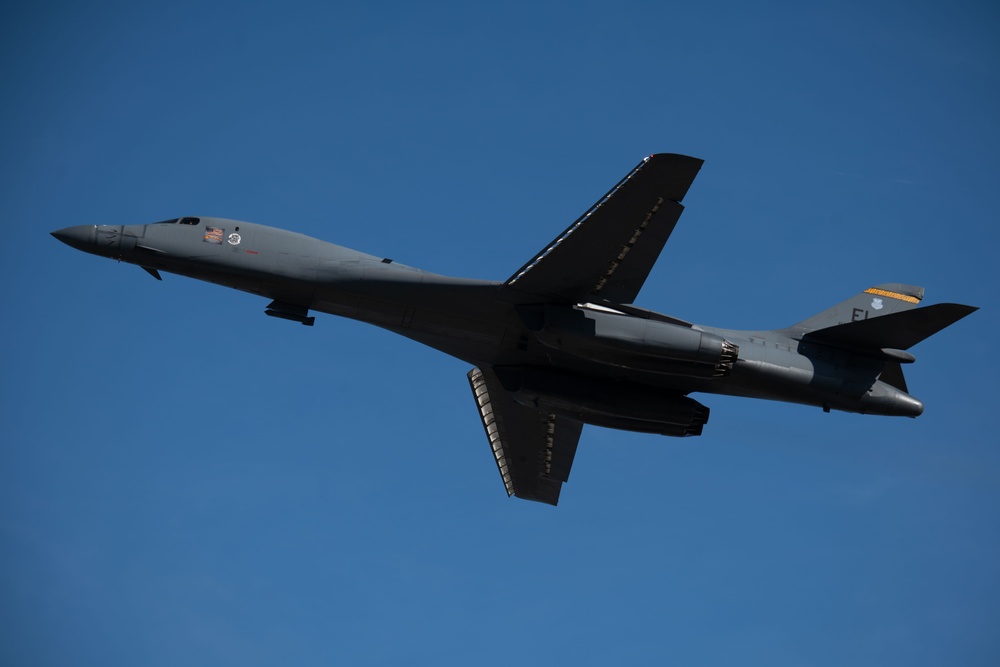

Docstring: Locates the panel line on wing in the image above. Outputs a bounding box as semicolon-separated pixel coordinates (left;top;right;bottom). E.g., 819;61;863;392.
543;413;556;477
592;196;663;295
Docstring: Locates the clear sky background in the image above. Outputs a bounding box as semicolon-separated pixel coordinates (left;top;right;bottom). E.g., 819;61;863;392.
2;2;999;665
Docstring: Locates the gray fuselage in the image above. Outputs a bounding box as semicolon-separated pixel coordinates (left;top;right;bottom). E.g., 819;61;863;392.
52;217;922;420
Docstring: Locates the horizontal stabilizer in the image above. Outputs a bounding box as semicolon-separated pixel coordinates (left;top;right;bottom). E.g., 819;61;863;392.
805;303;977;351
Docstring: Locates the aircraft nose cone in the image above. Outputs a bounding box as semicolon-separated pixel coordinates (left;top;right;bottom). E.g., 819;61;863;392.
51;225;96;252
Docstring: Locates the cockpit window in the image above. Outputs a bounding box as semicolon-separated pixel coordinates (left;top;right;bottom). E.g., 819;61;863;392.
153;218;178;224
179;217;201;225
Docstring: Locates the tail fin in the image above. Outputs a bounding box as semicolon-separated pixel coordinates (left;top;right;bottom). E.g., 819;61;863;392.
789;283;926;333
803;301;977;393
789;284;977;396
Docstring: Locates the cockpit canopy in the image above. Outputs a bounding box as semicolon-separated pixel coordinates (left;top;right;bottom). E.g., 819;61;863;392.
154;217;201;225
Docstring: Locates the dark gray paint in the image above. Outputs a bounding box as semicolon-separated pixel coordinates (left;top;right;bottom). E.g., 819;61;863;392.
51;154;977;505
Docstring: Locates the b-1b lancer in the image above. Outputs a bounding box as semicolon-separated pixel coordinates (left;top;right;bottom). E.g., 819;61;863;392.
52;154;976;505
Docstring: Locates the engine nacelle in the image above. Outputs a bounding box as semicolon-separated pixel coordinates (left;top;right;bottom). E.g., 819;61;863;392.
500;367;710;437
535;305;738;377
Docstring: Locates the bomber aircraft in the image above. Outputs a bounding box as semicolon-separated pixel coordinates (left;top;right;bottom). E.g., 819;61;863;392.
52;154;976;505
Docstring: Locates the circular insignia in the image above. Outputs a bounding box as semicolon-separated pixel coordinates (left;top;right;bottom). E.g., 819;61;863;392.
228;233;242;246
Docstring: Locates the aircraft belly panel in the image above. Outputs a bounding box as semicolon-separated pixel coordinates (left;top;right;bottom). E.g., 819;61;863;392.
406;310;505;347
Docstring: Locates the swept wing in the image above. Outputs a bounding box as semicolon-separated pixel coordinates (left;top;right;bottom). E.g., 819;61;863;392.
505;153;703;304
468;366;583;506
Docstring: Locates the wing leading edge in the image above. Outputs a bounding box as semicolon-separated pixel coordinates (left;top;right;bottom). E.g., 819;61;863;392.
468;366;583;506
505;153;703;305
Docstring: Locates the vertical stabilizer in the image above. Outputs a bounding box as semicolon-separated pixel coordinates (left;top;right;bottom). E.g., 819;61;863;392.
787;283;924;334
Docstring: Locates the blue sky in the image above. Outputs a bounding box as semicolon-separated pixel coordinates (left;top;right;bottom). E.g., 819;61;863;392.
3;1;999;665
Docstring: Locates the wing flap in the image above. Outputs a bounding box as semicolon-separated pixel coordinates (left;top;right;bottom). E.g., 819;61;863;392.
468;366;583;506
505;153;703;304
